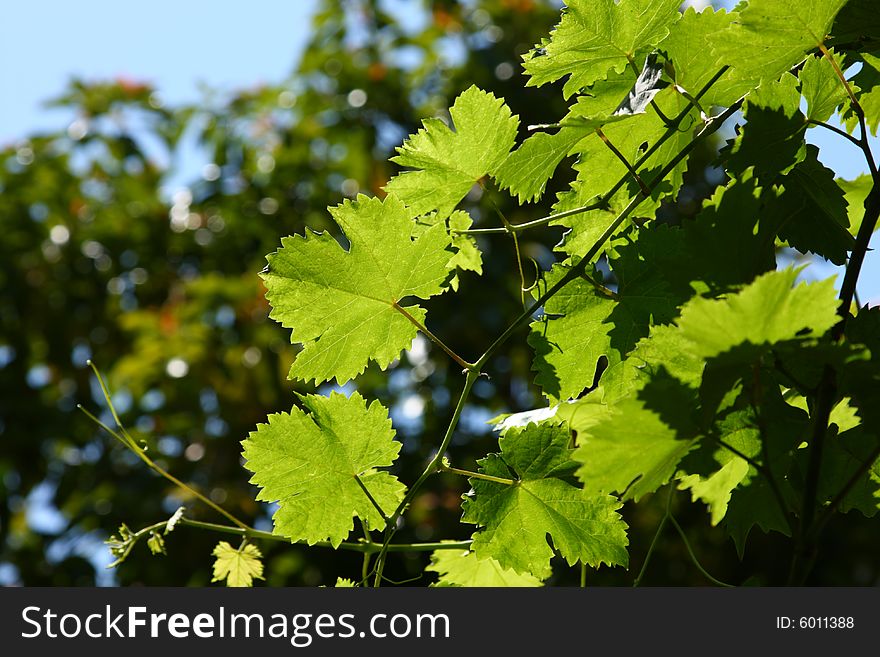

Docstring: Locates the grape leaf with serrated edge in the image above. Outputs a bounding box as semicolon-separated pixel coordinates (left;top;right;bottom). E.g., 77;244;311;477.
661;7;753;109
770;145;854;265
675;268;839;359
262;193;452;385
211;542;264;588
800;50;849;123
713;0;848;88
523;0;681;99
838;174;875;237
462;423;628;579
384;85;518;218
426;549;544;587
242;392;405;547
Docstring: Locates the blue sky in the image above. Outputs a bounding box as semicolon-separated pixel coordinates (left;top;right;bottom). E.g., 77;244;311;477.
0;0;318;143
2;0;877;301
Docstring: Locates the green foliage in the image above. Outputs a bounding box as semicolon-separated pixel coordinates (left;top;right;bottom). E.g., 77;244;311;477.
714;0;849;85
14;0;880;588
839;173;876;236
800;51;849;123
262;194;453;384
242;392;405;546
211;542;264;587
426;549;543;587
524;0;681;98
576;397;699;502
675;269;839;358
384;86;518;217
844;52;880;135
462;423;628;578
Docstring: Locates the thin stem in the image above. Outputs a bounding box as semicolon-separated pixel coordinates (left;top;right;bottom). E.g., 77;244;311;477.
358;518;373;586
650;100;674;127
354;474;390;523
818;43;877;178
673;84;708;121
668;515;735;587
457;197;609;235
481;181;529;307
391;300;474;372
580;271;618;299
161;516;472;554
596;127;650;196
633;486;673;587
374;370;480;586
635;486;734;587
439;463;517;486
818;43;862;117
511;229;527;307
178;518;285;543
79;404;250;530
806;118;862;148
86;361;131;445
580;563;587;588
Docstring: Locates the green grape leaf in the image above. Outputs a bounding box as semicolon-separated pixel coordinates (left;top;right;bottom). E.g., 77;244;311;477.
847;306;880;355
427;549;544;587
830;0;880;51
676;268;839;359
575;395;698;501
600;323;705;406
495;73;639;204
714;0;848;87
146;530;166;556
335;578;357;587
799;50;848;123
523;0;681;99
843;52;880;136
663;172;776;297
662;7;752;108
447;211;483;280
462;423;628;578
262;194;452;384
495;129;586;204
771;145;854;265
815;427;880;517
242;392;406;547
679;410;762;525
384;86;518;217
723;74;807;183
529;270;616;402
724;478;793;558
550;85;693;256
211;542;264;588
413;210;483;290
530;229;682;402
838;173;876;237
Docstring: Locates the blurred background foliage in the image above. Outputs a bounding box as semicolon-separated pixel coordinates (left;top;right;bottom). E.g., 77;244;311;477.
2;0;877;587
